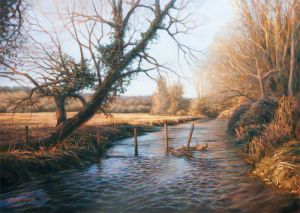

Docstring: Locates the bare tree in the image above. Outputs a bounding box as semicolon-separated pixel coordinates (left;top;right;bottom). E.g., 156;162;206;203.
167;81;184;115
2;0;195;148
151;76;169;115
288;0;300;96
207;33;260;100
151;76;184;115
207;0;300;101
239;0;300;98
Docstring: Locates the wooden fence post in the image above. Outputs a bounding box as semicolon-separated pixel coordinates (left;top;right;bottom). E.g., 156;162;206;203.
186;123;194;151
164;122;169;152
134;128;138;156
96;130;100;152
25;125;29;146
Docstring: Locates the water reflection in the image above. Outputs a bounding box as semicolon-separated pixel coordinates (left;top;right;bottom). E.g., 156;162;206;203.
1;120;299;212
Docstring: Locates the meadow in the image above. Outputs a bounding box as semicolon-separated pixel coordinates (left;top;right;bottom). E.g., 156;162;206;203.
0;112;198;150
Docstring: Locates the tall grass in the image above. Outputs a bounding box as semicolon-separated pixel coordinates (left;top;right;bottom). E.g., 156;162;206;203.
246;97;297;164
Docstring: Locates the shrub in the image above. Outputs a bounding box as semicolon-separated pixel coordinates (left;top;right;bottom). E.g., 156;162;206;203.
251;140;300;194
246;97;297;164
237;99;278;128
176;110;187;116
218;107;236;119
235;124;264;142
0;106;6;113
189;97;224;118
200;106;219;118
227;103;251;135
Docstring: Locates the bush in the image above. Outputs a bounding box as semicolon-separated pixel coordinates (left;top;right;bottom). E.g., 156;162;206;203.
218;107;236;119
189;97;224;118
228;103;251;135
200;106;219;118
237;99;278;128
176;110;187;116
296;120;300;140
235;124;265;142
251;139;300;194
246;97;297;164
0;106;6;113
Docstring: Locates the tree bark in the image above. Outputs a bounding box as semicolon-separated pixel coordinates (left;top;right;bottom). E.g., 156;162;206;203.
35;71;118;148
255;58;266;99
258;77;266;99
29;0;177;149
288;29;295;97
54;96;67;127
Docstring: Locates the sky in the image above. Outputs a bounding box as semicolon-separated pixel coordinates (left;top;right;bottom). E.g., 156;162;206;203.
124;0;235;97
1;0;235;98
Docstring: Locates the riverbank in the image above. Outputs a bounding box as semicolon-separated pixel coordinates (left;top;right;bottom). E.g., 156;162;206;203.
251;139;300;195
0;125;153;191
2;119;299;212
226;97;300;195
0;114;200;191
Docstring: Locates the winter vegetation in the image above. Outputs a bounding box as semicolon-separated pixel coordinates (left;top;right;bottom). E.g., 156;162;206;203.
150;77;188;116
194;0;300;194
0;87;152;113
0;0;300;204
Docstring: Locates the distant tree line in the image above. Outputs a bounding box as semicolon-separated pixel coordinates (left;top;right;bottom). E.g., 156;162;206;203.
0;87;152;113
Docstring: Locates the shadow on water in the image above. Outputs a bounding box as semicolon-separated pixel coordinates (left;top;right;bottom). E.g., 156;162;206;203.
1;119;299;212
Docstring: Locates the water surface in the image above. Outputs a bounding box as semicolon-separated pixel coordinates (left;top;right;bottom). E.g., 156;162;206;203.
1;119;299;212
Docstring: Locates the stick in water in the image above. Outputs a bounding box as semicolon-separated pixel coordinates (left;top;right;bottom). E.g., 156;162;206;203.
164;122;169;152
25;125;29;146
134;128;138;156
186;123;194;151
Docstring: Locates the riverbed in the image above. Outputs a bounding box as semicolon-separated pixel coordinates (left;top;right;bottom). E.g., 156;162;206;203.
0;119;299;212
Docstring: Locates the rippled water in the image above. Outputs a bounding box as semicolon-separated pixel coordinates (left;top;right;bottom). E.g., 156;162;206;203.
1;119;299;212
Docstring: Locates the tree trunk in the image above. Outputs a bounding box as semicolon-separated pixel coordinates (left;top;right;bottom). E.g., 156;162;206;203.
288;29;295;97
255;58;266;99
54;96;67;127
258;77;266;99
28;1;176;149
34;72;118;148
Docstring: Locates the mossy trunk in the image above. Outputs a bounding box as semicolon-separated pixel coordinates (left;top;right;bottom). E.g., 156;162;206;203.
34;72;118;148
54;96;67;127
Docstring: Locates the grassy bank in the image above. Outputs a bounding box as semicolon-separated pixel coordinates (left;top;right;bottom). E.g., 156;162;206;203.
251;140;300;194
0;113;199;190
227;97;300;195
0;125;153;191
0;113;199;150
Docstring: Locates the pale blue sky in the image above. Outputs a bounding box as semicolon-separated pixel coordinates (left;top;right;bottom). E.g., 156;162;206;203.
1;0;235;98
125;0;235;97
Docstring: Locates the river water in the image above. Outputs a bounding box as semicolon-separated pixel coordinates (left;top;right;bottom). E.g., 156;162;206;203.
0;119;299;212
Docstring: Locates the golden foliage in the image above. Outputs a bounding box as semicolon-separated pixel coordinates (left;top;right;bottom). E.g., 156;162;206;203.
247;97;297;163
252;140;300;195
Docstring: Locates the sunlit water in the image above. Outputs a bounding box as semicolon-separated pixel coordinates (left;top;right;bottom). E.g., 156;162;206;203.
1;119;299;212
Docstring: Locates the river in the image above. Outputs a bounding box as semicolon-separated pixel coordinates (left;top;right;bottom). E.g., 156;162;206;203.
0;119;299;212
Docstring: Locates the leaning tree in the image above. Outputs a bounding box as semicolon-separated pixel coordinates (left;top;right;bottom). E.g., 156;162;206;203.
2;0;196;148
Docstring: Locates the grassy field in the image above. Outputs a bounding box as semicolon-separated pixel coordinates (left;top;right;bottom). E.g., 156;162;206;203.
0;112;196;128
0;113;199;150
0;113;199;186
